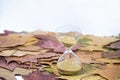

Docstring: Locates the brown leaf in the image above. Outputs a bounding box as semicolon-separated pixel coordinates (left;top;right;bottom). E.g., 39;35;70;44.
5;55;39;63
106;40;120;50
92;64;120;80
0;67;16;80
0;50;16;56
102;50;120;59
12;49;48;56
0;49;47;57
0;33;38;48
38;52;59;59
81;75;106;80
5;52;58;64
0;37;7;45
22;69;58;80
24;40;39;46
0;47;13;51
38;56;59;62
95;58;120;64
13;67;36;75
17;45;43;51
0;34;26;47
0;57;19;71
76;51;103;64
79;35;118;51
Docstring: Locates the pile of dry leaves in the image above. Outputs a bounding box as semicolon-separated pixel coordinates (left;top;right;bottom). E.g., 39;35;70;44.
0;30;120;80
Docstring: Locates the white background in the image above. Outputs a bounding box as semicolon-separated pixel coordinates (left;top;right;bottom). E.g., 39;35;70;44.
0;0;120;80
0;0;120;36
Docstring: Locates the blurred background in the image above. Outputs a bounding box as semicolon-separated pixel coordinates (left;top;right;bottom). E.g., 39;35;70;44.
0;0;120;36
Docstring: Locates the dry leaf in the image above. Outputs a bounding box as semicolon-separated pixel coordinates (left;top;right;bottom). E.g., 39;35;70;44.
5;52;58;64
0;57;19;71
92;64;120;80
0;49;16;56
13;67;36;75
5;55;39;63
17;45;43;51
0;47;13;51
22;69;58;80
38;56;59;62
38;52;58;59
0;37;6;45
0;33;38;48
79;35;118;51
0;67;16;80
95;58;120;63
76;51;103;64
105;40;120;50
102;50;120;59
81;75;106;80
0;34;26;47
24;40;39;46
12;49;48;56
